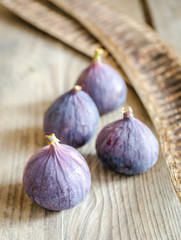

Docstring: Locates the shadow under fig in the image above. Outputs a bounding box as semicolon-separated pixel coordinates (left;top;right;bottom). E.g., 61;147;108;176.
0;182;61;226
83;152;164;186
83;154;127;184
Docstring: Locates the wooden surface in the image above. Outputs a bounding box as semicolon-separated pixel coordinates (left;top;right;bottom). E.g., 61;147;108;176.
147;0;181;55
0;1;181;240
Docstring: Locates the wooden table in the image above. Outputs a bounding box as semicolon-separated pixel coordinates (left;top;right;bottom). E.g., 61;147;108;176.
0;1;181;239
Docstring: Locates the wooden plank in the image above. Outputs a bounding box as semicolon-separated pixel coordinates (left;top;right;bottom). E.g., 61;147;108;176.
146;0;181;56
50;0;181;202
0;4;181;240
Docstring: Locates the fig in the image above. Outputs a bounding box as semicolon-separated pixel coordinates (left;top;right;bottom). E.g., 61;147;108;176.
23;134;91;211
96;107;159;175
76;48;127;115
44;85;99;148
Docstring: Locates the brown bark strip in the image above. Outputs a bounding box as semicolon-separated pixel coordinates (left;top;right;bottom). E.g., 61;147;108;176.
139;0;154;28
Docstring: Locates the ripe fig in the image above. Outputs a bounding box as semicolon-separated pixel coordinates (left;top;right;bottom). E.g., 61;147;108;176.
96;107;159;175
76;48;127;115
44;85;99;148
23;134;91;211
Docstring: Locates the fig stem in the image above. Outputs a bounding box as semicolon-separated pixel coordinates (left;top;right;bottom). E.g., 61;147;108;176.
122;106;133;118
46;133;60;145
73;85;82;91
93;48;104;63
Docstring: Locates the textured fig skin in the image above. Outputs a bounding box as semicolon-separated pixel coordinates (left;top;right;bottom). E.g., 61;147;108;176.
96;117;159;175
76;63;127;115
44;89;99;148
23;143;91;211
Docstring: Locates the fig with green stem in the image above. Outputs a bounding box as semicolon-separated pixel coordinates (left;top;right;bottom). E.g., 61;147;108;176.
76;48;127;115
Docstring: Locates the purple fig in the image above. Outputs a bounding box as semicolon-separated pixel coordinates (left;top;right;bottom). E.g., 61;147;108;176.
76;48;127;115
44;85;99;148
23;134;91;211
96;107;159;175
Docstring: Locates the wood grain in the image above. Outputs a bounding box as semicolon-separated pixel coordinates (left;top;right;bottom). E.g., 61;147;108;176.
0;2;181;240
0;0;129;85
146;0;181;55
50;0;181;202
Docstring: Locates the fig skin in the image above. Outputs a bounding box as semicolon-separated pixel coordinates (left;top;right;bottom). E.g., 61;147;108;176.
44;86;99;148
76;49;127;115
96;107;159;175
23;134;91;211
